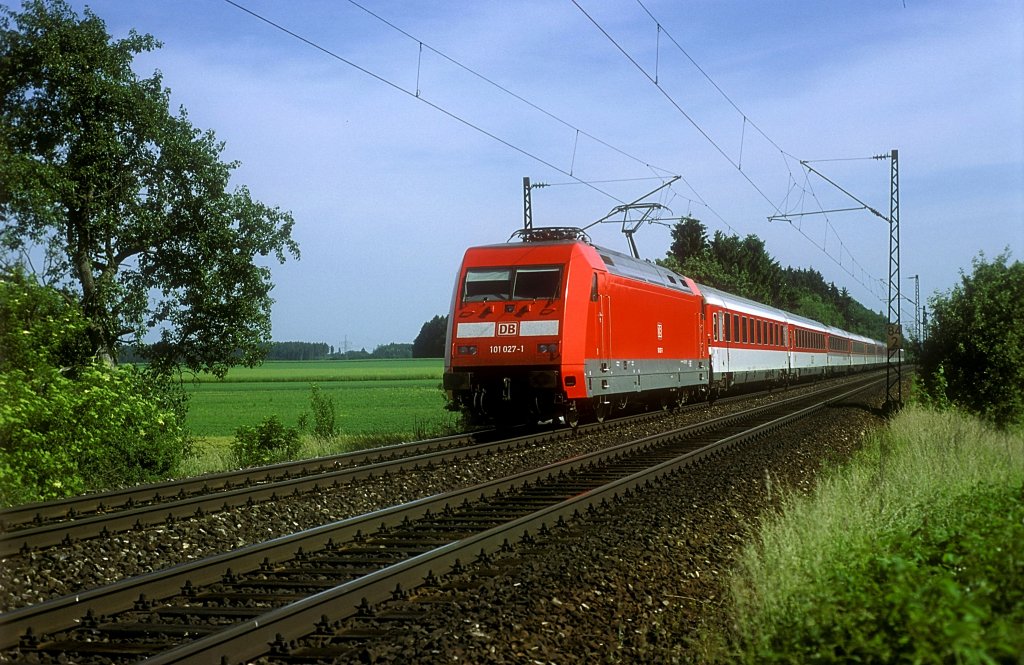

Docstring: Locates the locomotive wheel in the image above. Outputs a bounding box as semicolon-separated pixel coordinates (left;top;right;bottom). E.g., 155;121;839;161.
594;399;610;423
564;401;580;429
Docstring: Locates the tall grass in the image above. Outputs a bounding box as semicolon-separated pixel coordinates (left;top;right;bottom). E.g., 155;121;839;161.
721;404;1024;663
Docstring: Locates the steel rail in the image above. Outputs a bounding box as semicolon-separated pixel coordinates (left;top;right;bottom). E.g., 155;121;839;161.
0;386;744;557
0;431;480;531
1;376;879;657
0;371;851;535
1;368;866;542
143;377;881;664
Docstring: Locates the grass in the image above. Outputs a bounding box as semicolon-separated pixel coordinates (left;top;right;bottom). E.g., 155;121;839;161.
182;359;446;436
185;358;443;383
704;404;1024;663
177;359;458;475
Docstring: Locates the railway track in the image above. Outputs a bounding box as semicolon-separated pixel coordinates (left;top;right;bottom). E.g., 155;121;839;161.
0;383;777;558
0;432;479;555
0;375;881;663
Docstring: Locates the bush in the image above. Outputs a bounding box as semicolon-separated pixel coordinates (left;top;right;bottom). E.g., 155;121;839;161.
231;416;300;467
919;251;1024;428
0;271;192;506
308;384;337;440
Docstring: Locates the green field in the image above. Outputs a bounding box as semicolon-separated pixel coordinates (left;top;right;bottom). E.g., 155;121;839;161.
184;359;451;438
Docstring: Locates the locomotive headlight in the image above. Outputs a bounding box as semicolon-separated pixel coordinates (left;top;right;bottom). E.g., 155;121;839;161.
457;345;478;355
537;342;559;354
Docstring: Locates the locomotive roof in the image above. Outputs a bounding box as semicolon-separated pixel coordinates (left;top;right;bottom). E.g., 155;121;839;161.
466;238;881;345
469;239;697;296
590;244;696;296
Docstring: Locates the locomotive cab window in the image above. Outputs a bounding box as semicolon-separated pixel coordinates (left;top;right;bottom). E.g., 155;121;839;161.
513;266;562;300
463;266;563;302
464;268;511;301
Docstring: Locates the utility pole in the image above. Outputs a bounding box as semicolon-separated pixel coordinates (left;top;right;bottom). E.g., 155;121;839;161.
911;274;920;347
798;151;906;410
523;176;532;231
883;149;903;414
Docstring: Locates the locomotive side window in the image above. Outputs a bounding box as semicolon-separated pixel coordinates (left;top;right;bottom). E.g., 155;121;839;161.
513;266;563;300
464;268;511;301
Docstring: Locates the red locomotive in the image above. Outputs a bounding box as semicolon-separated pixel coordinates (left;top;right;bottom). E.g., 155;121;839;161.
443;227;885;426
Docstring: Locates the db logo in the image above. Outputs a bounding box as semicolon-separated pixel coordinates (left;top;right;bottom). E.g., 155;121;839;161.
497;322;519;336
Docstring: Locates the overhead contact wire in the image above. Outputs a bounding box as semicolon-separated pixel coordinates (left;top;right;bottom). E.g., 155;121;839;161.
221;0;624;203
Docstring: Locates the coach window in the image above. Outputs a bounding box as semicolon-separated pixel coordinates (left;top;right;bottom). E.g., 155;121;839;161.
724;312;731;341
732;314;739;342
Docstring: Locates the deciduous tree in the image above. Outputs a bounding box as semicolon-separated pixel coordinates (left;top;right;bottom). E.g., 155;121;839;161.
412;315;448;358
0;0;298;376
920;251;1023;428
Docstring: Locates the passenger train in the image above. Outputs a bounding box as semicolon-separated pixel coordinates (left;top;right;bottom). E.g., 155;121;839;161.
443;227;886;426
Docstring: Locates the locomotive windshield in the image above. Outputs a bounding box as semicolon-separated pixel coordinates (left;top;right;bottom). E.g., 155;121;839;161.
463;266;562;302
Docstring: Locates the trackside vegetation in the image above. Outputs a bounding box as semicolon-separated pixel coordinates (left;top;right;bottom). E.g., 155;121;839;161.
704;404;1023;663
918;250;1023;429
0;270;192;507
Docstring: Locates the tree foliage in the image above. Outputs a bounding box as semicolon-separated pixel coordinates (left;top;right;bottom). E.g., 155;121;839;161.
659;217;885;338
0;270;191;506
412;314;448;358
919;251;1024;428
0;0;298;376
265;341;331;361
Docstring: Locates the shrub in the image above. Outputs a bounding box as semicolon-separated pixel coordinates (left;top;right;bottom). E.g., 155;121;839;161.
919;251;1024;428
0;271;192;506
231;416;300;467
308;384;337;440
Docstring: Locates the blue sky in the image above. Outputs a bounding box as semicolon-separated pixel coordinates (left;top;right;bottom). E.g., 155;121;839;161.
61;0;1024;350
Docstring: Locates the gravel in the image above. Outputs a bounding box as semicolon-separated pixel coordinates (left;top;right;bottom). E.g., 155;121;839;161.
277;380;894;664
1;376;890;663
